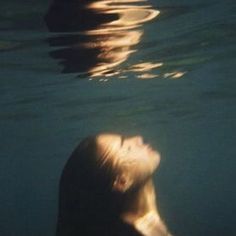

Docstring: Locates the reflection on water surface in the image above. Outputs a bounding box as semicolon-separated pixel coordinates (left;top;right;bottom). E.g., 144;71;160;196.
45;0;165;79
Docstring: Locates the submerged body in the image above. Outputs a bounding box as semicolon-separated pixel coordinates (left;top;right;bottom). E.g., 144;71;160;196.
57;133;172;236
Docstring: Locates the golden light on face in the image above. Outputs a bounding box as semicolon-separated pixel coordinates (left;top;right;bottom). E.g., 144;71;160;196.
95;134;160;191
57;133;172;236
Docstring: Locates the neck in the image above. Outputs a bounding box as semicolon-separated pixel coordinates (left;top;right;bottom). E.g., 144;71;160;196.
120;179;171;236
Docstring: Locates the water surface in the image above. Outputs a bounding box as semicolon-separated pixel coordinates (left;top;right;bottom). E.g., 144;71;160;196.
0;0;235;235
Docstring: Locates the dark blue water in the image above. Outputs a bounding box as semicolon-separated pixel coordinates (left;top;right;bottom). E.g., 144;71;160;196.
0;0;235;235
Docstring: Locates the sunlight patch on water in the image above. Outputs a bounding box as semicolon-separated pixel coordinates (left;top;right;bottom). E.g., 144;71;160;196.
45;0;161;79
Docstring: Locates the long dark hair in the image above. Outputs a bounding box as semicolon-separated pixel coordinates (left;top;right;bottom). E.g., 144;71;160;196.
56;136;137;236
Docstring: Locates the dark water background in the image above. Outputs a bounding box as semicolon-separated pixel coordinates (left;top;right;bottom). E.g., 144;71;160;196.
0;0;236;235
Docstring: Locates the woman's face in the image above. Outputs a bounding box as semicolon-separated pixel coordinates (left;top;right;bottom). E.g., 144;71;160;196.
96;134;160;187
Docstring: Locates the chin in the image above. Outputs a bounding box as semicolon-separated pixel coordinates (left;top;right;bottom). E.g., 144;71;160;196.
150;149;161;169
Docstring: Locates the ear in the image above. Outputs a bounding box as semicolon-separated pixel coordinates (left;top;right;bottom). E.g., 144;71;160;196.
112;173;133;193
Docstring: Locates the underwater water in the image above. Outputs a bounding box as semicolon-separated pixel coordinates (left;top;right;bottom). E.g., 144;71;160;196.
0;0;235;235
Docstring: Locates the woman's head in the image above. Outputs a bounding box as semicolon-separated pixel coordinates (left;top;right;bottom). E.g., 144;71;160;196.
57;133;160;235
95;133;160;192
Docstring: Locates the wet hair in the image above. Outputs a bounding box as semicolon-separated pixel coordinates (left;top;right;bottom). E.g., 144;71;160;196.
56;136;141;236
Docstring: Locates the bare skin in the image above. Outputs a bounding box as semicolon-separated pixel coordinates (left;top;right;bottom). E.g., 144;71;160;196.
57;133;172;236
95;134;172;236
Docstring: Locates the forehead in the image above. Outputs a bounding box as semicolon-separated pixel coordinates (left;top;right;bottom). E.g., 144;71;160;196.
95;134;123;169
96;134;121;153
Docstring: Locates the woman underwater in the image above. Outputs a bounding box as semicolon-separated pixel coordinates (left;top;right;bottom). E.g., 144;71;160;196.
56;133;172;236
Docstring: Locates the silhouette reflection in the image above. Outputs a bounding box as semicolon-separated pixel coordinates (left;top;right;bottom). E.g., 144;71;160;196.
45;0;159;78
57;133;172;236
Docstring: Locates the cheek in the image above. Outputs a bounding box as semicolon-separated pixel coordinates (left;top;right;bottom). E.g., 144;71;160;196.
154;152;161;169
143;148;161;171
150;149;161;168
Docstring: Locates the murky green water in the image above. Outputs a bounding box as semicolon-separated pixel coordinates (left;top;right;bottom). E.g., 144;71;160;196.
0;0;235;235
